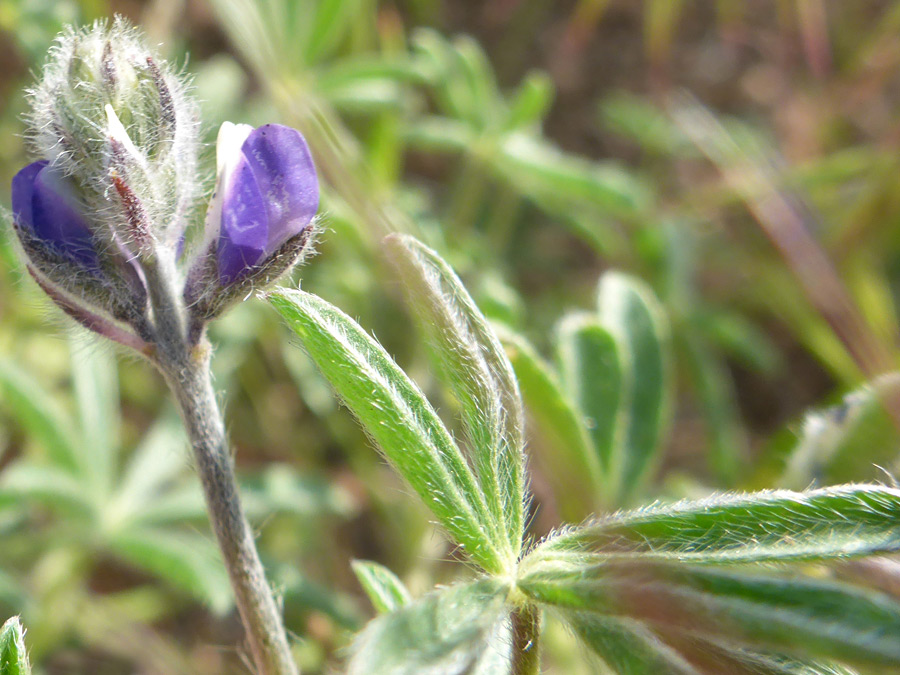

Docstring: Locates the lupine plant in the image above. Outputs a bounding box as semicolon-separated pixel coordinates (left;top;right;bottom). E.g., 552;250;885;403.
5;13;900;675
8;19;318;675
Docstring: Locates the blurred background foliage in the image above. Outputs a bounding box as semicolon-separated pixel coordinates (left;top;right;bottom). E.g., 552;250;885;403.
2;0;900;672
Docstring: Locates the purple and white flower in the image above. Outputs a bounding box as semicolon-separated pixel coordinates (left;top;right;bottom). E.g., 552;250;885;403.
210;122;319;284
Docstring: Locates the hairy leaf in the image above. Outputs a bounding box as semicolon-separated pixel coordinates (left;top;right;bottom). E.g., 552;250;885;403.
0;617;30;675
352;560;412;614
387;234;525;559
347;579;511;675
269;288;508;573
520;561;900;668
533;485;900;564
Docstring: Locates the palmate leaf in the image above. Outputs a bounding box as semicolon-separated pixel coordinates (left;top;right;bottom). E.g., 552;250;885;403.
346;579;511;675
531;485;900;565
386;234;525;560
268;288;509;573
519;561;900;670
0;617;30;675
351;560;412;614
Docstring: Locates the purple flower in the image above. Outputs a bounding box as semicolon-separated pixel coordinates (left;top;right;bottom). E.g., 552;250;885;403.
213;123;319;284
12;160;99;269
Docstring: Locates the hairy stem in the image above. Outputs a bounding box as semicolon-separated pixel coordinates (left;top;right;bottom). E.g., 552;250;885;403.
511;603;541;675
145;254;297;675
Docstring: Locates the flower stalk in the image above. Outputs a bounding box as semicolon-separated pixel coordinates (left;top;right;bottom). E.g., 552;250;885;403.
9;19;318;674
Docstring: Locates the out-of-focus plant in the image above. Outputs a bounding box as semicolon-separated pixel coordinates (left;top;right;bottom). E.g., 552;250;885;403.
0;334;352;667
501;271;672;519
271;234;900;674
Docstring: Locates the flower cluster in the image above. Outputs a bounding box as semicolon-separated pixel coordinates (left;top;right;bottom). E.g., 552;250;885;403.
10;19;318;352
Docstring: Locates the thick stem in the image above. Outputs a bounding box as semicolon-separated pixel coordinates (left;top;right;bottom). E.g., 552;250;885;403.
162;344;298;675
511;603;541;675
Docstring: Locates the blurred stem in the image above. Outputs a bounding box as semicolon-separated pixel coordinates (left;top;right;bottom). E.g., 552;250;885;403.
511;603;541;675
144;260;297;675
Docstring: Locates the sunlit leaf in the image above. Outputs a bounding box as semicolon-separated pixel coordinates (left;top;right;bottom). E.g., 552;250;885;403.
533;485;900;564
269;288;508;573
386;234;525;559
505;71;553;131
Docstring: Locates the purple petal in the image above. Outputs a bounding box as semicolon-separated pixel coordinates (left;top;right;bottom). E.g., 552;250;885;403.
13;161;99;269
240;124;318;253
11;161;47;230
217;155;268;284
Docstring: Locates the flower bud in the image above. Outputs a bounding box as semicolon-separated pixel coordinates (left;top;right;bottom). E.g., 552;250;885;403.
213;123;319;284
26;17;199;251
183;122;318;332
12;160;99;269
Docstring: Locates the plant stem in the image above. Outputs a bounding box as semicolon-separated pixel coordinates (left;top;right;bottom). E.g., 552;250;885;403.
511;604;541;675
144;257;297;675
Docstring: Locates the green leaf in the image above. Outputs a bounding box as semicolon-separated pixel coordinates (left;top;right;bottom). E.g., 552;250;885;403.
597;272;672;503
406;117;474;153
556;313;622;495
505;71;553;131
497;133;651;216
569;611;857;675
499;329;599;519
269;288;508;573
0;359;79;474
347;579;511;675
386;234;525;559
108;528;232;614
569;613;701;675
531;485;900;565
521;562;900;668
351;560;412;614
0;617;31;675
